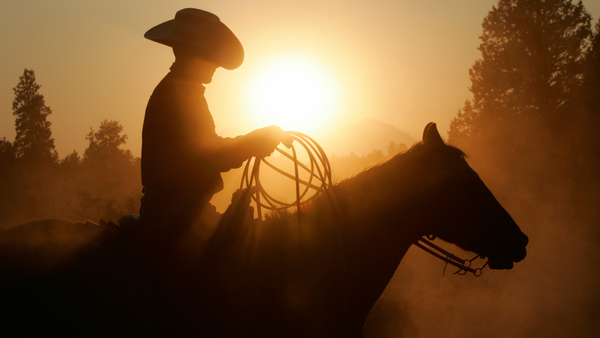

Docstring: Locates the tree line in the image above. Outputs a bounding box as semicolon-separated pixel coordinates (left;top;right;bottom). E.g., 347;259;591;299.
448;0;600;235
0;69;140;230
0;69;404;228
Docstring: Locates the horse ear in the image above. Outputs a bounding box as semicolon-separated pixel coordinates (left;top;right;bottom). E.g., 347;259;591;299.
423;122;445;147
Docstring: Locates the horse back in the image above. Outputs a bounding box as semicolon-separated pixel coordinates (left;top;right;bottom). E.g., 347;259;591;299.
0;219;107;276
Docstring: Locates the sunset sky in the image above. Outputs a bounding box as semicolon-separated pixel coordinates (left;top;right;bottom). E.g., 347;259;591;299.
1;0;599;158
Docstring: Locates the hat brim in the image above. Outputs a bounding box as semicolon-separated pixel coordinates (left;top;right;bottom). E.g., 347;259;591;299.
144;19;244;70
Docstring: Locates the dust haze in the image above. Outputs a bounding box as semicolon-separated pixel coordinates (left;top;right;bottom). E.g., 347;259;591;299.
364;133;600;337
2;1;600;337
2;100;598;337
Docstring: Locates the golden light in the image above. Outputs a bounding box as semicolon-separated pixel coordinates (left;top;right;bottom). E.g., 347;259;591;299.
246;56;340;135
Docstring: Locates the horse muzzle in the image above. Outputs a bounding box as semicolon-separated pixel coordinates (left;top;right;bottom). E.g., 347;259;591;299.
487;232;528;270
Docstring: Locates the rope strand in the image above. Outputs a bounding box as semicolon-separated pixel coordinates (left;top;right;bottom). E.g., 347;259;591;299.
240;131;333;219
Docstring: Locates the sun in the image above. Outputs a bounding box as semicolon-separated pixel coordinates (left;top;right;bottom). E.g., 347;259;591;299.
246;56;340;135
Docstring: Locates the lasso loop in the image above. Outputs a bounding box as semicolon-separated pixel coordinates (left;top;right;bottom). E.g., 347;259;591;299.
240;131;333;220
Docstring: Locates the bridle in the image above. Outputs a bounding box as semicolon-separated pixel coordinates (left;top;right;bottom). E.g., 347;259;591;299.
240;131;488;276
415;236;488;276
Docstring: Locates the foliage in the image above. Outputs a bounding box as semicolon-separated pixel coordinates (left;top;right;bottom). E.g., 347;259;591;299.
449;0;593;145
12;69;58;164
83;120;133;168
445;3;600;335
447;0;599;201
61;150;80;170
447;0;600;223
0;71;141;229
580;19;600;118
0;137;16;169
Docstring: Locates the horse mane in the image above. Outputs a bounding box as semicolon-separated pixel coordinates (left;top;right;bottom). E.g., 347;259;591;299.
339;140;467;189
259;141;437;226
397;141;467;163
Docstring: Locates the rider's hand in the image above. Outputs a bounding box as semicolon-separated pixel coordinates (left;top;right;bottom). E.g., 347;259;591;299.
245;126;293;158
281;134;294;148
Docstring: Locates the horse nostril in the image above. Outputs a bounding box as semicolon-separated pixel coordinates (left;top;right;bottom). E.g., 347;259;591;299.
513;246;527;262
520;233;529;247
510;233;528;262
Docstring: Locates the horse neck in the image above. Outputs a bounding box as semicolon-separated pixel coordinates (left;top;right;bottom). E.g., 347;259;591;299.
327;151;431;316
333;150;430;242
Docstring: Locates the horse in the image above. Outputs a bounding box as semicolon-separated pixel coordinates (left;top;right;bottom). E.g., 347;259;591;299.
0;123;528;337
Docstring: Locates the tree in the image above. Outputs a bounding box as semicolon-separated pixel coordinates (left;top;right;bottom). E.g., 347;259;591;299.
83;120;133;168
449;0;593;146
80;120;139;220
564;18;600;179
582;19;600;115
12;69;58;164
0;137;16;169
60;150;81;172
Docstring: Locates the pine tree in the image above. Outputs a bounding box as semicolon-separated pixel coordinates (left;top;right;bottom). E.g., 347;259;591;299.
83;120;133;168
582;19;600;114
0;137;16;169
12;69;58;164
569;19;600;172
60;150;81;171
449;0;593;147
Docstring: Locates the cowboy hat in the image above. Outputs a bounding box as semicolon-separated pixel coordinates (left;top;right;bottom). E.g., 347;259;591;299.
144;8;244;70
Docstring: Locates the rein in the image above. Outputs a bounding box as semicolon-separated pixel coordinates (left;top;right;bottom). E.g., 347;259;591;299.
241;131;487;276
415;236;488;276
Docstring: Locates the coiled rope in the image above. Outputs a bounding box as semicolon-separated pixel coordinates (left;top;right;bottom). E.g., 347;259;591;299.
240;131;333;220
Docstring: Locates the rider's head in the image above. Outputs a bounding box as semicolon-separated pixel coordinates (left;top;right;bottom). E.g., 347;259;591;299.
144;8;244;72
172;46;219;83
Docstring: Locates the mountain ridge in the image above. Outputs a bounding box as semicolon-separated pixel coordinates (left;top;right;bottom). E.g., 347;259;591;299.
319;118;417;157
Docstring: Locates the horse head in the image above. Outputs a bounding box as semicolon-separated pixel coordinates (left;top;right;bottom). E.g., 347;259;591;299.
414;123;528;270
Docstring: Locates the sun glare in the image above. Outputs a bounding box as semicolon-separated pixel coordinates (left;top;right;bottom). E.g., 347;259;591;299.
246;56;340;135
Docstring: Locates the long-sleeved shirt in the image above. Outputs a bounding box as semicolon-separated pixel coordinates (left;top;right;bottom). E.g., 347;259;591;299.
141;65;250;201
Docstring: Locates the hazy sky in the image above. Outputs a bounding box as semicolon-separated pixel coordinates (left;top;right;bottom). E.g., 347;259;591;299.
1;0;599;158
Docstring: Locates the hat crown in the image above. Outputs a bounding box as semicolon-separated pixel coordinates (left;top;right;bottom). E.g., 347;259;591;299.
172;9;221;49
144;8;244;70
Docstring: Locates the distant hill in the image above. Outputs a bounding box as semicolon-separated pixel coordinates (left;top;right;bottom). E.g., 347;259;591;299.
319;118;417;156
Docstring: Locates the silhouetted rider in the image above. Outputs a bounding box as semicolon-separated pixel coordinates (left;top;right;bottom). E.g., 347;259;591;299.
140;8;289;239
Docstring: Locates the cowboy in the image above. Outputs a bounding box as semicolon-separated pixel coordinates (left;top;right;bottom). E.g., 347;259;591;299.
140;8;290;240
